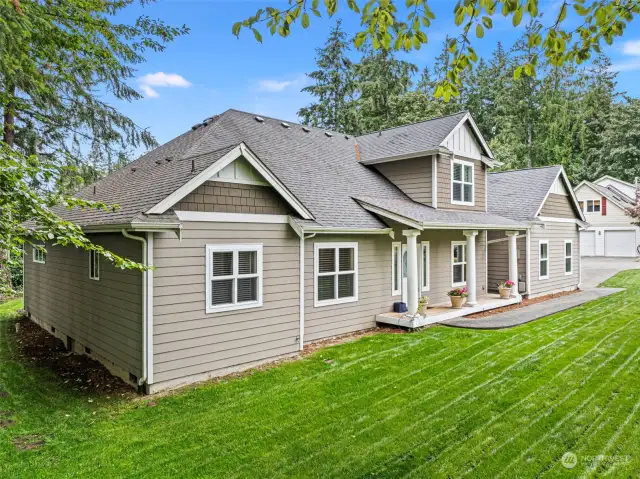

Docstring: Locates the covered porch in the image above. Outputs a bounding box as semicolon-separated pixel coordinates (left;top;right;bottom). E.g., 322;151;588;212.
376;293;521;329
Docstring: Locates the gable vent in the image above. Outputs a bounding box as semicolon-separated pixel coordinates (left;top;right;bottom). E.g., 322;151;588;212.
254;116;265;123
281;122;290;128
302;126;310;133
325;131;333;138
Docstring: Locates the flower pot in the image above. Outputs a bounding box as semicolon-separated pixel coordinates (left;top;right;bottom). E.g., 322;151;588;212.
450;295;465;309
419;303;428;316
499;287;512;299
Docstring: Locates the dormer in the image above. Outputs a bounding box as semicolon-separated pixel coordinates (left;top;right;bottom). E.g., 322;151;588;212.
356;111;494;212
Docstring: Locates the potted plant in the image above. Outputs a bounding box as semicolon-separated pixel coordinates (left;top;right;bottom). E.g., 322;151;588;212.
498;280;515;299
447;287;468;309
418;295;429;316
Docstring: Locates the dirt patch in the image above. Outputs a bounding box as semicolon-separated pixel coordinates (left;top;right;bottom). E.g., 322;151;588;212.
0;391;8;398
463;290;581;319
11;316;135;397
300;326;407;357
12;434;45;451
0;411;15;428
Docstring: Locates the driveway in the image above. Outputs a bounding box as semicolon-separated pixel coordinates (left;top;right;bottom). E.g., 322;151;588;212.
581;256;640;289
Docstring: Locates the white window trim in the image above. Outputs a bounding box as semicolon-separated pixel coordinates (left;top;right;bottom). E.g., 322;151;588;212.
314;242;359;307
205;244;263;314
586;199;601;213
564;239;573;275
539;240;550;280
450;158;475;206
421;241;430;292
391;242;401;297
33;246;46;264
451;241;467;287
89;250;100;281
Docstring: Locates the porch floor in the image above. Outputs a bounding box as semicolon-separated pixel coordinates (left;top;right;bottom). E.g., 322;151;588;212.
376;294;521;329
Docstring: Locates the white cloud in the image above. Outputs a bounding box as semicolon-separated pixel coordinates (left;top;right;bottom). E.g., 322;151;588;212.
256;75;307;93
138;72;192;98
611;60;640;72
622;40;640;56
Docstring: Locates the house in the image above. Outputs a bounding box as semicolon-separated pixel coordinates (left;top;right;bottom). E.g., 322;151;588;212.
23;110;585;393
574;175;640;257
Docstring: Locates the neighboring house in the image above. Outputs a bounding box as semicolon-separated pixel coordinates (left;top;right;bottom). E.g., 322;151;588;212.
23;110;585;393
574;175;640;257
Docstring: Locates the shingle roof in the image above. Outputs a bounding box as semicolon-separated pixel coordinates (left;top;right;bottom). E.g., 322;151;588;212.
355;111;468;163
488;166;562;221
589;183;635;206
355;196;526;228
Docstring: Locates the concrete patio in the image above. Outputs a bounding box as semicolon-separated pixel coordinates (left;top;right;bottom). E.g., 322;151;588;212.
375;293;521;329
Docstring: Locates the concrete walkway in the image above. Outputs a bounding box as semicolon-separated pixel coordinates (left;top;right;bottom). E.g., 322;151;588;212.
581;257;640;289
439;288;624;330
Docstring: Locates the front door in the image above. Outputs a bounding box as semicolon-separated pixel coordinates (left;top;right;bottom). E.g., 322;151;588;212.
401;244;421;305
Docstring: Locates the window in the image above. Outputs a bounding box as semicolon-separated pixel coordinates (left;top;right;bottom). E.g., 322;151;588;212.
89;250;100;280
578;201;584;212
33;245;46;264
391;242;401;296
451;159;474;205
586;199;601;213
451;242;466;286
314;242;358;307
421;242;430;292
564;240;573;275
205;244;263;313
539;240;549;280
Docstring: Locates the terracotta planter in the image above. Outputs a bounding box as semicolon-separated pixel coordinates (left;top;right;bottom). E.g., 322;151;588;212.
449;295;466;309
499;287;512;299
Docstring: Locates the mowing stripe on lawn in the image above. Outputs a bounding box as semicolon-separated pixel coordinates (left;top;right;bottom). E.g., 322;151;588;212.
368;313;639;478
270;301;624;477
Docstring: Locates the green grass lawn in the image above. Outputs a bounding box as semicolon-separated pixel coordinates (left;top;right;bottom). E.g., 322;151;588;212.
2;271;640;478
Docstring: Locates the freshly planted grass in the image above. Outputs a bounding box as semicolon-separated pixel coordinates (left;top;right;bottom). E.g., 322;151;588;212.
1;271;640;478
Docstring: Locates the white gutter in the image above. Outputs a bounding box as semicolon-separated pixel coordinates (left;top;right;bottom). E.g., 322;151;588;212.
121;229;152;389
299;232;316;351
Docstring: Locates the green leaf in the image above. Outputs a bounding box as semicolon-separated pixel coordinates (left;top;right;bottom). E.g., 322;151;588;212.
232;22;242;36
476;24;484;38
482;16;493;29
301;12;310;28
252;28;263;43
512;8;523;27
514;65;523;79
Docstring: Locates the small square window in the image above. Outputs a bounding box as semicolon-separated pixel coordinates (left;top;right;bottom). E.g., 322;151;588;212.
33;246;46;264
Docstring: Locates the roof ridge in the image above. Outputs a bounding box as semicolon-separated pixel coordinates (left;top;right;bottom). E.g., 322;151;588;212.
179;109;232;160
355;110;468;138
489;165;561;175
225;108;347;136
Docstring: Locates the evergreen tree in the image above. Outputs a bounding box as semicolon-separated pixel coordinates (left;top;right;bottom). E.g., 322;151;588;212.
298;20;358;134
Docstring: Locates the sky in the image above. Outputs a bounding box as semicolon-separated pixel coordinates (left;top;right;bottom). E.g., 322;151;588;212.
110;0;640;149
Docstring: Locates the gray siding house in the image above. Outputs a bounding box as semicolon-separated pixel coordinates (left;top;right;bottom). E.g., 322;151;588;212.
24;110;586;392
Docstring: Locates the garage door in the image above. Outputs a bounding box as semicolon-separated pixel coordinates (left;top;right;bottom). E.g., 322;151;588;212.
604;230;636;257
580;231;596;256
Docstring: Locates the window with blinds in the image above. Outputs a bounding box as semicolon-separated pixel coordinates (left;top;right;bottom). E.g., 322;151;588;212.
451;159;474;205
314;242;358;307
206;244;263;313
89;250;100;280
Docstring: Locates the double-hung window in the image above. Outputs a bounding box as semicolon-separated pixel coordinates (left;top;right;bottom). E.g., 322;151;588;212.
89;250;100;280
33;245;46;264
539;240;549;280
391;242;401;296
451;242;467;286
206;244;263;313
451;159;474;205
564;240;573;275
586;199;600;213
314;242;358;307
421;241;430;292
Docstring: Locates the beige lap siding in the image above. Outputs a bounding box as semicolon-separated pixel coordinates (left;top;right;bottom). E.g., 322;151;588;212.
539;193;579;218
175;180;291;215
374;156;433;205
487;232;526;292
529;222;580;296
24;234;143;376
152;222;300;386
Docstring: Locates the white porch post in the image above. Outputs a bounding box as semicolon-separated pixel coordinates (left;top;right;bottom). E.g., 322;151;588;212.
403;229;420;315
463;230;478;306
506;231;519;297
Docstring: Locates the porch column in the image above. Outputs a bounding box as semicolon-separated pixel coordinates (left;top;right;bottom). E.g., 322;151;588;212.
403;229;420;315
506;231;519;297
463;230;478;306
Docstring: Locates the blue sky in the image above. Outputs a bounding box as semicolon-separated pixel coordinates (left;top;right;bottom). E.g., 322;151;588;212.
111;0;640;149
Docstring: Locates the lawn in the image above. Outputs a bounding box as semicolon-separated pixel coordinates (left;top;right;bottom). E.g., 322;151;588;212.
1;271;640;478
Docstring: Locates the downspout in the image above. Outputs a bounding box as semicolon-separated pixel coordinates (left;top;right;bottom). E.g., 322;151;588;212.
299;232;316;351
121;230;148;388
526;228;531;297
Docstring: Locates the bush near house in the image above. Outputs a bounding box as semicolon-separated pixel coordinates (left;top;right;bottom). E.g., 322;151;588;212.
1;271;640;477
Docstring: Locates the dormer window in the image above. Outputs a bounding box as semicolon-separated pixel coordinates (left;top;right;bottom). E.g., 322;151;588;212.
451;159;474;205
